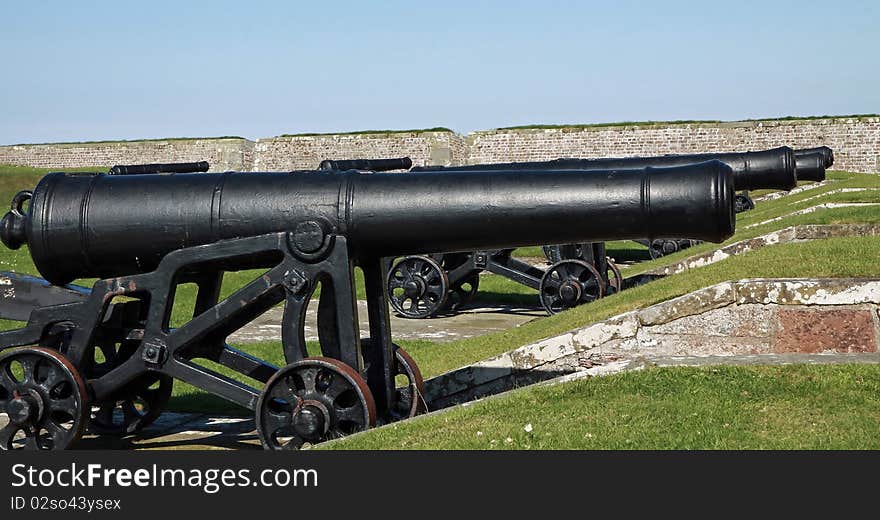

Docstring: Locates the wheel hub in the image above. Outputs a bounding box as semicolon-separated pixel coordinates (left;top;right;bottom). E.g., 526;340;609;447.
559;281;582;304
292;400;330;440
403;278;425;298
8;390;42;425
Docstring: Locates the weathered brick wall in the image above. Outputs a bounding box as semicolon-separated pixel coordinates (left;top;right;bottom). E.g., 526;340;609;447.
1;117;878;173
252;131;466;171
466;117;880;173
0;138;255;172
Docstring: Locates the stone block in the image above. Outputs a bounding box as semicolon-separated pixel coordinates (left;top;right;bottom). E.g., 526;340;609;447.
774;309;876;353
637;282;735;326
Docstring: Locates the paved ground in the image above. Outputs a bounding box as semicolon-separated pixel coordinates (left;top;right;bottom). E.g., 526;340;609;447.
227;300;545;344
72;351;880;450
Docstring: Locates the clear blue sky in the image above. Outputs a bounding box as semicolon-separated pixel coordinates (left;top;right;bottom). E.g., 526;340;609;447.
1;0;878;144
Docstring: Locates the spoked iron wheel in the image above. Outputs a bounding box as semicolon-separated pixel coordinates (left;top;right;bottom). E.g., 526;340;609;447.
359;339;428;422
390;347;427;420
542;245;562;264
444;272;480;312
387;255;449;318
604;258;623;295
81;338;173;436
0;347;89;450
88;372;173;436
734;192;755;213
648;239;679;260
256;357;376;450
543;243;591;264
539;259;605;315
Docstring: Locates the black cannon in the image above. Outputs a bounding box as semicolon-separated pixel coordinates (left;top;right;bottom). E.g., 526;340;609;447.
412;146;801;189
385;147;801;312
0;161;735;450
318;157;413;172
108;161;210;175
416;145;834;261
795;146;834;169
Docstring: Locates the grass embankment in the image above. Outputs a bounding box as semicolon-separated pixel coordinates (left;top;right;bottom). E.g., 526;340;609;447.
324;364;880;450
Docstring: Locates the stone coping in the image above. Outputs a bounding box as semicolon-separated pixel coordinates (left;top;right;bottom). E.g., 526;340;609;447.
5;115;878;147
473;116;880;135
2;137;251;148
424;278;880;403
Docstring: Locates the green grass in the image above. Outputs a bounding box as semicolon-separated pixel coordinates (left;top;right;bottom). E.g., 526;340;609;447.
323;364;880;449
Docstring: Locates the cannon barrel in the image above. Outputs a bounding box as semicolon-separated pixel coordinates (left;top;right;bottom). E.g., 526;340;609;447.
108;161;210;175
793;153;826;182
795;146;833;168
412;146;797;191
318;157;413;172
0;162;734;285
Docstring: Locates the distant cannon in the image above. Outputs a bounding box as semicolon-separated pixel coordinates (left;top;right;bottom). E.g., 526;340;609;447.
412;146;799;190
0;161;735;450
318;157;413;172
108;161;210;175
795;146;834;169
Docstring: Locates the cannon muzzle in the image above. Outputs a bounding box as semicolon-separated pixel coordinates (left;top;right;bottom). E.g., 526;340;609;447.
795;146;833;168
4;161;734;285
794;153;826;182
412;146;797;192
108;161;210;175
318;157;413;172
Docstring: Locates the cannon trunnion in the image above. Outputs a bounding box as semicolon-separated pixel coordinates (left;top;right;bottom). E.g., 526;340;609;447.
0;163;735;450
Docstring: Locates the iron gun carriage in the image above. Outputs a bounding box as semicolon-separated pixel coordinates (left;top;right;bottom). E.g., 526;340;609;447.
0;162;735;450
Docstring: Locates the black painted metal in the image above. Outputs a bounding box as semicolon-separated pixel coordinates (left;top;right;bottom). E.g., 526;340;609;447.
0;347;90;450
318;157;413;172
108;161;210;175
0;162;735;286
793;153;827;182
0;161;737;449
0;272;91;321
735;192;756;213
412;146;798;191
795;146;834;168
389;243;625;317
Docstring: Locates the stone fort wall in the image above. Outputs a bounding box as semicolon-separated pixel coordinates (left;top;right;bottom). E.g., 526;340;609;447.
0;116;877;173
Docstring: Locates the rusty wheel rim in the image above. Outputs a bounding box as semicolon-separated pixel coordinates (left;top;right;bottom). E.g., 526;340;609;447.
256;357;376;450
0;347;89;450
359;340;428;422
605;258;623;295
390;347;428;421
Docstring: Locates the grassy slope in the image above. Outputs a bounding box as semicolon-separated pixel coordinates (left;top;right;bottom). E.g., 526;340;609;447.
325;364;880;450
